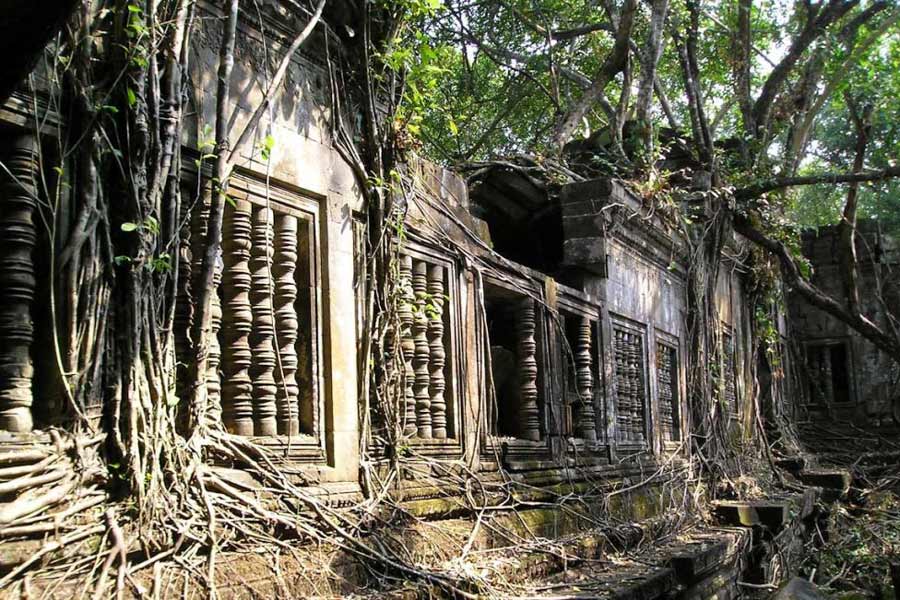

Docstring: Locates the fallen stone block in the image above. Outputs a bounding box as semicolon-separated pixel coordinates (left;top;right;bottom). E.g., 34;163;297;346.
775;456;806;474
713;500;790;530
799;470;851;502
773;576;827;599
667;537;730;584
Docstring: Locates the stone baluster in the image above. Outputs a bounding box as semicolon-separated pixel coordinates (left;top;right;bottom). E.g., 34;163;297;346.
625;333;636;441
274;214;300;436
822;347;834;404
398;255;417;436
209;265;223;424
412;260;432;438
574;317;597;441
810;348;825;404
221;200;254;435
427;264;447;439
0;135;37;432
250;206;277;436
657;344;674;441
614;330;629;440
630;336;643;441
516;298;541;441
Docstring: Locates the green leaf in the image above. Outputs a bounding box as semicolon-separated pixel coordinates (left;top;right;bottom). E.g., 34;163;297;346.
114;256;132;266
126;87;137;107
121;222;139;232
257;134;276;161
144;215;160;235
148;253;172;274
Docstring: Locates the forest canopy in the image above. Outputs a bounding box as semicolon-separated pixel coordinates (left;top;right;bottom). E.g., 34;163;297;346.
396;0;900;235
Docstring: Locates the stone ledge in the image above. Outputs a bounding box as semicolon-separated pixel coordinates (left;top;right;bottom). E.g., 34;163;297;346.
799;469;851;502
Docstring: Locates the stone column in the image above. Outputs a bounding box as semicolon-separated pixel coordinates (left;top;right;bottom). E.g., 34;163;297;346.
516;298;540;441
627;334;644;441
0;135;37;432
657;343;675;441
614;329;629;441
427;264;447;438
250;206;277;436
412;260;432;438
274;214;300;436
221;199;254;435
398;255;417;436
575;317;597;441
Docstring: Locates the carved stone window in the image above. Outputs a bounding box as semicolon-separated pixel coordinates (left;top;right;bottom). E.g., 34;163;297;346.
656;342;680;442
393;248;458;442
612;320;648;444
560;309;603;443
186;180;325;461
804;341;850;406
485;281;544;442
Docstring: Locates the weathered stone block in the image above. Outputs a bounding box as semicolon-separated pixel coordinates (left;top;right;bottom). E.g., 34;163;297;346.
713;500;790;530
561;213;605;239
799;469;851;492
800;469;851;502
775;456;806;474
773;576;827;599
562;237;608;274
668;538;730;584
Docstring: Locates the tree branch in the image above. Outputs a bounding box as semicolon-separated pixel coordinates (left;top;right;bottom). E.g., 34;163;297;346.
734;165;900;201
550;0;637;149
732;0;754;136
634;0;669;162
551;22;613;40
189;0;239;430
732;213;900;362
837;95;872;314
751;0;858;138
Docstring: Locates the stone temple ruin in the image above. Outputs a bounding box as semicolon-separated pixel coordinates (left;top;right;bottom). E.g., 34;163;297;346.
0;2;898;598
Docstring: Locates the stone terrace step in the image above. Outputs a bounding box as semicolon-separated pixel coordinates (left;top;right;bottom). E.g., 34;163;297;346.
799;469;852;502
663;534;732;585
521;561;677;599
512;528;749;600
713;500;792;530
712;490;818;531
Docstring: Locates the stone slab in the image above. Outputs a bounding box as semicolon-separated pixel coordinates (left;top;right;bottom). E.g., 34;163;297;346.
713;500;790;530
775;456;806;474
667;537;731;584
538;563;676;600
799;470;851;492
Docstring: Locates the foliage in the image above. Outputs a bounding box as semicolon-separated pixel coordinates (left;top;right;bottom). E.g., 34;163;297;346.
790;32;900;236
818;489;900;597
